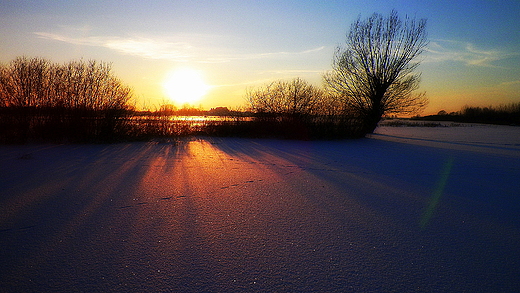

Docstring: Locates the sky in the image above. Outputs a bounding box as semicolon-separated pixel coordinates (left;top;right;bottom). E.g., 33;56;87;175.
1;0;519;114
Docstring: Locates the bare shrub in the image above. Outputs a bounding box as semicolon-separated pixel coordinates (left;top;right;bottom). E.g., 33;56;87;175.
0;57;132;143
247;78;326;116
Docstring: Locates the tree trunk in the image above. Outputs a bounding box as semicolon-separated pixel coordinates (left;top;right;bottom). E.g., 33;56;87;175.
362;113;381;134
362;100;384;134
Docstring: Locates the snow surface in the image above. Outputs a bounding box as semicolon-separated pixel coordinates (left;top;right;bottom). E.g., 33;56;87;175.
1;124;519;292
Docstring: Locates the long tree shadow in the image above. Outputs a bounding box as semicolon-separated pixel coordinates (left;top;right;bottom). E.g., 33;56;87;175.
208;137;520;291
0;140;222;292
211;138;433;226
209;136;520;225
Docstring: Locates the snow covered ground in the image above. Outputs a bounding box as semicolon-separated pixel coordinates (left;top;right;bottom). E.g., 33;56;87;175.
1;124;519;292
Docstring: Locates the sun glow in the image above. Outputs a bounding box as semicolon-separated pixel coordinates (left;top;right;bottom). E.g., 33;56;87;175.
163;68;210;105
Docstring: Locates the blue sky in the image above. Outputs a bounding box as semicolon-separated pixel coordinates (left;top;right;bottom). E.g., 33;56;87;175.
1;0;519;113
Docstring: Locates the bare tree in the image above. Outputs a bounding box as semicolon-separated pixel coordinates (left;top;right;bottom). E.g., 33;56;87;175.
324;10;428;133
0;56;52;107
0;57;132;111
247;77;325;116
0;57;133;142
53;59;132;111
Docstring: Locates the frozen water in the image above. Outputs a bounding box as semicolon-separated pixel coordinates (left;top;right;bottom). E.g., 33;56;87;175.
1;124;519;292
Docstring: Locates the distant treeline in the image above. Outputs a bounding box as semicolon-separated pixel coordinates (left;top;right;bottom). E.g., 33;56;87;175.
148;105;252;117
415;103;520;125
0;57;366;143
6;56;517;144
10;57;520;143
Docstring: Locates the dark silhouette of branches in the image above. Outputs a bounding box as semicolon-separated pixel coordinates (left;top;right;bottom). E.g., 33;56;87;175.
0;57;133;143
247;77;326;116
0;57;51;107
238;77;365;139
324;10;428;133
0;57;132;110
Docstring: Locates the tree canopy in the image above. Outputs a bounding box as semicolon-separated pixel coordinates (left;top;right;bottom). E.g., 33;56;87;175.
324;10;428;133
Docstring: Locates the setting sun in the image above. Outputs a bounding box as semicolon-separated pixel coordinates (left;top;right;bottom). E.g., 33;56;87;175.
163;68;210;105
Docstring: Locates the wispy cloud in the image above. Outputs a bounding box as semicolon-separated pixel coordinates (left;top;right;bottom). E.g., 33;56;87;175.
214;70;326;88
258;69;325;75
255;46;326;58
213;78;277;88
35;32;199;62
104;38;194;61
424;39;518;68
34;32;103;47
34;31;325;63
499;79;520;87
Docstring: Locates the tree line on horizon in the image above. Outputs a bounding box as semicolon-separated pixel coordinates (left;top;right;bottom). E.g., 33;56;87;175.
0;57;133;142
413;103;520;125
11;11;510;142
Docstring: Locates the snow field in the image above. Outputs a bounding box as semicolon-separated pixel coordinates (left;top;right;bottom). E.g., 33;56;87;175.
1;124;519;292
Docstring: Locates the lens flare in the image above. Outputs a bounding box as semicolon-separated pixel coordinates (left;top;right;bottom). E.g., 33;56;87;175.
420;157;454;229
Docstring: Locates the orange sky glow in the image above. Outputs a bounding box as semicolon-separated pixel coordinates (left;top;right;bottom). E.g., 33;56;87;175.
1;1;519;115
